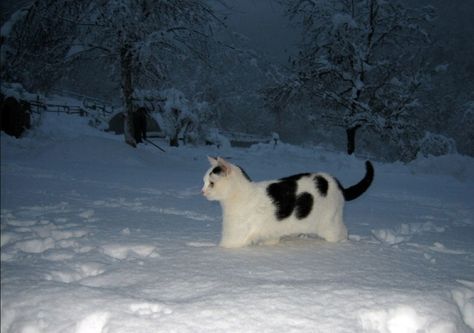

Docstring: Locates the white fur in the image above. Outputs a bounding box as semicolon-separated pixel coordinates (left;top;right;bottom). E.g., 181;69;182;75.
202;157;348;248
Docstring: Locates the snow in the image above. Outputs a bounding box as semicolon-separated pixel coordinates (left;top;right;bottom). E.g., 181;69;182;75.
1;113;474;332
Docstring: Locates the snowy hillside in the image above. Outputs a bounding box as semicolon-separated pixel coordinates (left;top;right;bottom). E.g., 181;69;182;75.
1;113;474;333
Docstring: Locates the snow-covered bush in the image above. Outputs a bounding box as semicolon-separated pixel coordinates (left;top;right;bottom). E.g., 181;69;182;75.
204;128;231;149
160;88;198;146
418;132;457;157
1;82;43;102
134;88;215;146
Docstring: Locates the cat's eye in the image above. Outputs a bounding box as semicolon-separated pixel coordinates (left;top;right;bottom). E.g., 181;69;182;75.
209;182;215;187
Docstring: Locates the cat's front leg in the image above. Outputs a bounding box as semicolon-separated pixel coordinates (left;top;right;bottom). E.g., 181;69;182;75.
219;238;250;248
220;215;257;248
219;229;257;248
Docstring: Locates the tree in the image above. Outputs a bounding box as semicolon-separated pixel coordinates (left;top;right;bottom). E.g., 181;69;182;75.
1;0;90;92
421;0;474;157
2;0;224;147
267;0;434;158
72;0;224;147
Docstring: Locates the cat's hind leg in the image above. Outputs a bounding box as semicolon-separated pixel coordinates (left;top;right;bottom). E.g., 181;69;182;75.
316;210;348;242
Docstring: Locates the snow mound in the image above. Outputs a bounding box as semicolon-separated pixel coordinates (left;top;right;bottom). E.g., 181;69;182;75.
101;243;159;260
409;153;474;181
360;305;459;333
452;281;474;330
372;222;446;245
75;312;110;333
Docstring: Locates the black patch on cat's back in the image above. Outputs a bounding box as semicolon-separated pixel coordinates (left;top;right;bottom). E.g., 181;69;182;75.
295;192;313;219
267;173;315;221
314;175;329;197
266;180;297;220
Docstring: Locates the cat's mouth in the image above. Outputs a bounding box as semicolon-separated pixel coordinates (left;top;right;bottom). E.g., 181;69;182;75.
201;190;216;201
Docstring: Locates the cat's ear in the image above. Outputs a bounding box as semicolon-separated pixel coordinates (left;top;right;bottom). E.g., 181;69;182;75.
207;156;219;166
217;157;232;175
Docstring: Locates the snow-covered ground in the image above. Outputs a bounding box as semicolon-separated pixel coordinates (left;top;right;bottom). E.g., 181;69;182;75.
1;113;474;333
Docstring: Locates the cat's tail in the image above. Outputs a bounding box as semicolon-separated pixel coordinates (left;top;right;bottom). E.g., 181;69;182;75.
340;161;374;201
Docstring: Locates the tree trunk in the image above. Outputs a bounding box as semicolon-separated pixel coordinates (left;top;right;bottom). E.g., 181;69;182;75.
275;106;283;135
120;42;136;148
346;125;361;155
170;136;179;147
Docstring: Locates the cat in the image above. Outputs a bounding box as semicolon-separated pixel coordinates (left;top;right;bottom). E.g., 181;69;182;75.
202;157;374;248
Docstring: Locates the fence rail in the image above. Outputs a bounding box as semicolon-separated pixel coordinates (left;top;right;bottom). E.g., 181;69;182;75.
28;97;114;119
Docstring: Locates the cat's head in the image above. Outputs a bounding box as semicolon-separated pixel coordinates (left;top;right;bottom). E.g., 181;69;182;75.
202;157;251;201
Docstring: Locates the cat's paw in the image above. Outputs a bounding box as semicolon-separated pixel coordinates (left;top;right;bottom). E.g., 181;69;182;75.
219;240;247;248
261;238;280;246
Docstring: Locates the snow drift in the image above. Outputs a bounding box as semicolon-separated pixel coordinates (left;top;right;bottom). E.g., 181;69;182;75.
1;113;473;332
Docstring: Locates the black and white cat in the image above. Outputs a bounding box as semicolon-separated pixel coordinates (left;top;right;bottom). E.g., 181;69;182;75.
202;157;374;248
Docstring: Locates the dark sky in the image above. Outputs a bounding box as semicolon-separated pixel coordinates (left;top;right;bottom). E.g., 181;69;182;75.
215;0;299;64
2;0;472;67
